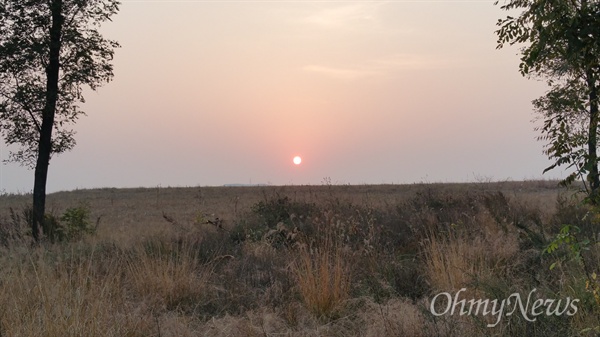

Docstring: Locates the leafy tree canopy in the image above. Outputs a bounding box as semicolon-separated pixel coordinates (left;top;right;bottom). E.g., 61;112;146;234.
496;0;600;198
0;0;120;167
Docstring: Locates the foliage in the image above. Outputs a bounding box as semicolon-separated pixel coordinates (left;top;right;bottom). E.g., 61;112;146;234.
0;0;120;166
545;224;590;269
495;0;600;201
496;0;600;78
544;200;600;333
545;206;600;317
56;203;95;241
0;203;95;243
546;225;600;334
35;204;95;242
533;81;590;186
232;194;316;245
0;0;120;242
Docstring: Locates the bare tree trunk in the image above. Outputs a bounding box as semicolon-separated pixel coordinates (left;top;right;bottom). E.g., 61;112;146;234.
32;0;63;242
587;72;599;203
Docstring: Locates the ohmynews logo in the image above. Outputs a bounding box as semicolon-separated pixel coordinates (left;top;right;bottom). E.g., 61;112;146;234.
429;288;579;327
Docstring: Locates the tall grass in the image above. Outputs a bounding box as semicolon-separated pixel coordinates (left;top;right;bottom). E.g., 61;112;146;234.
0;246;131;336
0;239;214;336
125;237;211;312
292;235;350;320
423;221;520;293
1;182;598;336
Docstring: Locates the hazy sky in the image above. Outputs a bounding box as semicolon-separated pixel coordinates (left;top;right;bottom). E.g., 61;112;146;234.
0;0;564;193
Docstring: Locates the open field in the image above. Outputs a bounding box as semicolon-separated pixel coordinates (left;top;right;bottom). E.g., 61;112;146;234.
0;180;599;336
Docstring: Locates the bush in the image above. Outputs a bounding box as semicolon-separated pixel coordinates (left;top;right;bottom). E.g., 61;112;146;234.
232;194;316;246
1;203;96;243
252;194;316;223
54;203;95;242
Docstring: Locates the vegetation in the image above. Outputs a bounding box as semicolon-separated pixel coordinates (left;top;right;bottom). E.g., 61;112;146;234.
496;3;600;332
0;182;598;336
0;1;598;335
0;0;120;241
495;0;600;202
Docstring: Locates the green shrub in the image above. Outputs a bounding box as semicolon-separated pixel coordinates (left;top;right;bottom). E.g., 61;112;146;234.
0;204;94;243
57;203;95;241
35;204;96;242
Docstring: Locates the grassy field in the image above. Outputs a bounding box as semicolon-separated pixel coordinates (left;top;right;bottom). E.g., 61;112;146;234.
0;180;599;336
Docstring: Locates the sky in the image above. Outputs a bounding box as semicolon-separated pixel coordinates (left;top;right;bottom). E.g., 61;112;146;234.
0;0;565;193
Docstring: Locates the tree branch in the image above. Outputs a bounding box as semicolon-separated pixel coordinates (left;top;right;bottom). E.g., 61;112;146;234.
14;76;42;134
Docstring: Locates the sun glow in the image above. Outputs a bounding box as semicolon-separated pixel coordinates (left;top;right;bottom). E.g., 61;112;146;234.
293;156;302;165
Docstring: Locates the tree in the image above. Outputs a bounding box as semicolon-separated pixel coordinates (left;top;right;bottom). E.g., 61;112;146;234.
495;0;600;202
0;0;120;241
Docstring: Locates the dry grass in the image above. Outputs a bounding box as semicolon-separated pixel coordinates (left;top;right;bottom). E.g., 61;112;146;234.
124;237;210;312
292;232;350;319
423;214;521;293
0;245;133;336
0;180;598;336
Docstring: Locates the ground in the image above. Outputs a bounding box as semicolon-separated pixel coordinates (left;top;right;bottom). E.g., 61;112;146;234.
0;180;598;336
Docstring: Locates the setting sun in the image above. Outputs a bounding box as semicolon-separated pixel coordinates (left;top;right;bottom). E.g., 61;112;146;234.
293;156;302;165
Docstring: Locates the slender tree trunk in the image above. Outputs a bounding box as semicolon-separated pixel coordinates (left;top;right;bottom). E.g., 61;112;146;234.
32;0;63;241
587;72;599;203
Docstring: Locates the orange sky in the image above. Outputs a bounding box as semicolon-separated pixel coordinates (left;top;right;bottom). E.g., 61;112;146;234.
1;0;563;193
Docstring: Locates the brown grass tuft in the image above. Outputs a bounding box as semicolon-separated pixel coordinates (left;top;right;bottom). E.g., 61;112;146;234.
0;246;134;336
292;224;351;320
125;237;210;312
423;213;520;293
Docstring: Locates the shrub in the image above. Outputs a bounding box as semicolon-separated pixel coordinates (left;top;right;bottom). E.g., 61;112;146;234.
56;204;95;242
2;203;96;243
232;193;316;246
